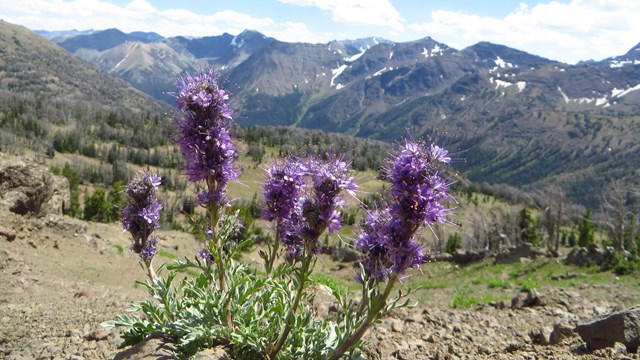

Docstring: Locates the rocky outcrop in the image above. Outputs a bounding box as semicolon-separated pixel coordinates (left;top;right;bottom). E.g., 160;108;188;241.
494;243;544;264
565;245;627;267
451;249;488;264
575;306;640;352
0;153;69;216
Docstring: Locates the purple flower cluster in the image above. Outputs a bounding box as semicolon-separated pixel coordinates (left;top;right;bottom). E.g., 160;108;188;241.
173;68;237;207
122;172;162;261
356;139;451;281
263;156;357;259
262;159;307;224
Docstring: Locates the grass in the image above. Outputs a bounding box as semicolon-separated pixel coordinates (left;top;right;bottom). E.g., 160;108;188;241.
158;250;178;260
310;273;349;297
518;277;539;292
451;288;479;308
487;278;510;289
109;244;125;256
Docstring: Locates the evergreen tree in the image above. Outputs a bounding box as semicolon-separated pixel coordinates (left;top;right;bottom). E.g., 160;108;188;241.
578;209;595;247
519;208;541;245
84;187;110;222
107;181;126;222
445;232;462;254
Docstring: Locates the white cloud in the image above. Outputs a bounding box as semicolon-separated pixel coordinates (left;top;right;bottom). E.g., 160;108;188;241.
279;0;404;32
409;0;640;63
0;0;313;40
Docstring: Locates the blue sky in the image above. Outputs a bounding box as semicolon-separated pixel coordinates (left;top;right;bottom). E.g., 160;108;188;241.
1;0;639;64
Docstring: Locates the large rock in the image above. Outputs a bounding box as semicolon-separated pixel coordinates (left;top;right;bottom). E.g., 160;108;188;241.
46;173;70;215
575;306;640;352
451;249;487;264
0;153;69;216
494;243;544;264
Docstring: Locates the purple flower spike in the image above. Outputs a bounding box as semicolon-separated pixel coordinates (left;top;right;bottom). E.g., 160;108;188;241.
139;236;158;262
122;172;162;262
308;156;358;235
263;158;307;224
356;138;452;281
262;155;358;259
173;68;237;209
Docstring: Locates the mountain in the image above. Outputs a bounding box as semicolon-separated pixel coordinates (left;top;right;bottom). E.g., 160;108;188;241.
0;20;173;159
0;21;169;111
53;29;275;102
26;24;640;205
599;42;640;68
35;29;95;41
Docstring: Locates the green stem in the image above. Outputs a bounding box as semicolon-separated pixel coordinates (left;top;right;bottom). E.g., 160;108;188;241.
266;228;280;276
207;178;233;329
141;259;157;283
268;253;313;359
328;273;399;360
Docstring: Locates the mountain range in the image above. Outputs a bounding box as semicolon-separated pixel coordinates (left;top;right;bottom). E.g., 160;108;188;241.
6;22;640;206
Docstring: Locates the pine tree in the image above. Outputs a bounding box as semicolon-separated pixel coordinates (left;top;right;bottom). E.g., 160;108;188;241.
84;187;110;222
519;208;541;245
578;209;595;247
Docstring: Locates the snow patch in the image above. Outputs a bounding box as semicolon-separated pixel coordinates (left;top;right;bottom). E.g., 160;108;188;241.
336;83;345;90
230;36;244;48
494;56;513;69
422;44;444;58
612;83;640;98
330;64;348;87
345;49;365;62
609;59;640;68
516;81;526;92
370;67;393;78
557;87;570;103
495;80;512;89
389;51;393;60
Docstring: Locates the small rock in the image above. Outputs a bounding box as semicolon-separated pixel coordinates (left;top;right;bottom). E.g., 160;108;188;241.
549;322;574;345
389;318;404;333
0;227;17;241
113;336;176;360
194;346;229;359
73;290;92;298
613;342;627;355
529;326;553;345
83;328;110;341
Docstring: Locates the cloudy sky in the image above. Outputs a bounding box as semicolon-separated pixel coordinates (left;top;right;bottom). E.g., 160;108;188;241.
1;0;639;64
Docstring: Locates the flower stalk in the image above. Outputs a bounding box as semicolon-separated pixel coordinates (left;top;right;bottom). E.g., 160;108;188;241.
121;172;162;283
328;273;399;360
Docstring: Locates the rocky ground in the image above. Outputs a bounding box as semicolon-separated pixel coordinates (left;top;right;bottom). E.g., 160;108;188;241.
1;205;639;360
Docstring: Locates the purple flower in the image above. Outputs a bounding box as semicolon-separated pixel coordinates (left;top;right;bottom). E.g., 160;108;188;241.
356;139;452;280
262;158;307;224
262;156;358;259
173;69;237;209
138;236;158;262
122;172;162;261
197;248;215;264
308;156;357;235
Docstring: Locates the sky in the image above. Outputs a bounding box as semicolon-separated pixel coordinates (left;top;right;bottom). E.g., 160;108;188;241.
1;0;639;64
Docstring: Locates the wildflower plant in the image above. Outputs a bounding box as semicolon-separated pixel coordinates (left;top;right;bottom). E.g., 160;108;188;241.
103;68;455;359
121;171;162;281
